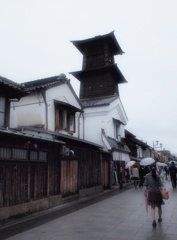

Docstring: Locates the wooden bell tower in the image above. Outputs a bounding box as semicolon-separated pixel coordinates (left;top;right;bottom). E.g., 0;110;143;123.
70;31;127;99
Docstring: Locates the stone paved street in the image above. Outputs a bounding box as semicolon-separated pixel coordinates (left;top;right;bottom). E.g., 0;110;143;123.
1;181;177;240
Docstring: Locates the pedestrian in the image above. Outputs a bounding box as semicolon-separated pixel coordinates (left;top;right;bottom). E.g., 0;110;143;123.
160;167;166;183
164;166;169;181
118;167;124;189
169;162;177;188
144;165;164;227
131;166;140;189
124;169;130;183
139;166;145;188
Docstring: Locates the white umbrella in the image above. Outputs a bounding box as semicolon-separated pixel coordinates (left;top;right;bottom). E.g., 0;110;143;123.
125;161;136;169
140;157;155;166
156;162;167;167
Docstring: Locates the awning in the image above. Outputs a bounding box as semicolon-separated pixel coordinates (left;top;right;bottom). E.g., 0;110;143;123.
112;151;130;162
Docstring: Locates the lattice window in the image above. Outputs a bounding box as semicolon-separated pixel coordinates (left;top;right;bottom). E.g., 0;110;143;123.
30;150;47;161
0;97;5;127
13;148;27;160
39;151;47;161
55;105;75;133
0;147;11;159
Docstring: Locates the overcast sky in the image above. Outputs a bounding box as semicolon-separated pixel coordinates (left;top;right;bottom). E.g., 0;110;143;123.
1;0;177;154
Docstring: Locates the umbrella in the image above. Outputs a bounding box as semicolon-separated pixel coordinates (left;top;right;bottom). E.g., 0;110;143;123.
156;162;167;167
125;161;136;169
169;160;177;165
140;157;155;166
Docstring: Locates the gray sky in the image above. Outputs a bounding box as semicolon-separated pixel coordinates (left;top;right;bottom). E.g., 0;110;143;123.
1;0;177;154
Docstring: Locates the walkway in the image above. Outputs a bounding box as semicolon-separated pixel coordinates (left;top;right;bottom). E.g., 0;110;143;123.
0;181;177;240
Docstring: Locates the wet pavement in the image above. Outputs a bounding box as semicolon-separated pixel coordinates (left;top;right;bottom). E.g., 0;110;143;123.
0;180;177;240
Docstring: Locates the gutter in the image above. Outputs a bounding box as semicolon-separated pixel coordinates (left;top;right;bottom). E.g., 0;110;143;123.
41;90;48;130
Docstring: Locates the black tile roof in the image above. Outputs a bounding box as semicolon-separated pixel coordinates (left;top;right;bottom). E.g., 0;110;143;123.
16;126;103;150
107;136;130;153
0;76;28;98
71;31;124;56
125;129;136;138
70;64;127;84
21;74;68;91
0;127;64;144
81;95;118;107
0;76;26;91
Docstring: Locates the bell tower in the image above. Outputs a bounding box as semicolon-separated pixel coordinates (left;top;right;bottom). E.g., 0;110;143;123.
70;31;127;99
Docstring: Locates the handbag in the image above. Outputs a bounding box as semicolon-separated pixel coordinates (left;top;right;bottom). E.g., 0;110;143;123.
160;187;169;200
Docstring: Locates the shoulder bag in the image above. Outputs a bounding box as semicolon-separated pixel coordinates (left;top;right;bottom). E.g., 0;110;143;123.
160;186;169;200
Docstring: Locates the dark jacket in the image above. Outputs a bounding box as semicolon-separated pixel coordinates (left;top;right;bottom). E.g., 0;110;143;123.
169;165;177;177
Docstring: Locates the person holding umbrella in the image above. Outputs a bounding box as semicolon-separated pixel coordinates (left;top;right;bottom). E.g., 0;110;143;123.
144;164;164;227
131;165;140;189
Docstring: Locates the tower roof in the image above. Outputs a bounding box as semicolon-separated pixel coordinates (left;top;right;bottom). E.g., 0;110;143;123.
71;31;124;55
70;64;127;84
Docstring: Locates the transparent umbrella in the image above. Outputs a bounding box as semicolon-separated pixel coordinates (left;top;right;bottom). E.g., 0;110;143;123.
125;161;136;169
156;162;167;167
140;157;155;166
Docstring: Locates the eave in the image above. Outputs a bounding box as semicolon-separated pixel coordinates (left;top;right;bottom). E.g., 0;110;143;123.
54;100;83;113
0;76;29;99
0;127;65;145
70;64;127;84
71;31;124;56
16;126;103;150
21;75;67;92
